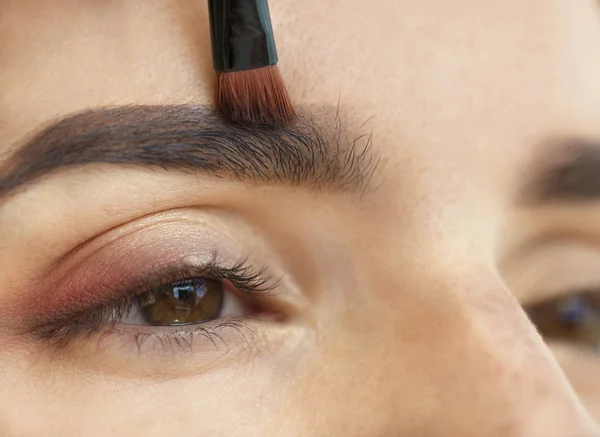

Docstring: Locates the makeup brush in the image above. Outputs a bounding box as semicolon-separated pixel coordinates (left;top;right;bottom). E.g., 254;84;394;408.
208;0;295;125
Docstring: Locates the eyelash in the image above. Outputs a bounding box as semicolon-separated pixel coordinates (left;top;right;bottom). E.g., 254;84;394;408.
33;258;277;351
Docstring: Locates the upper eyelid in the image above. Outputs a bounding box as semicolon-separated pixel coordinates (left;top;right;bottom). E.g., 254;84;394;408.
8;206;308;338
17;229;264;328
499;235;600;306
35;210;216;279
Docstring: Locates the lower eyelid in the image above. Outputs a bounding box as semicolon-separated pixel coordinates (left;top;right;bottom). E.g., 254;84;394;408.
92;317;260;359
27;311;297;379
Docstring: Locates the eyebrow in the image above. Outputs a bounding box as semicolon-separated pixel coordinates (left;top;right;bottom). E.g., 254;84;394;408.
523;139;600;204
0;105;377;199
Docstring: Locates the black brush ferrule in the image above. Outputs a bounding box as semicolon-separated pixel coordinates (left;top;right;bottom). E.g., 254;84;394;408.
208;0;279;73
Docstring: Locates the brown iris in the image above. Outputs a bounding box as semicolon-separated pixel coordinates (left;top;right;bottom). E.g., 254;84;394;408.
140;278;224;325
526;291;600;350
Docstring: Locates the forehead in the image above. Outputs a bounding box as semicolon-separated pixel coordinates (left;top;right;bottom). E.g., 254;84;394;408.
0;0;599;171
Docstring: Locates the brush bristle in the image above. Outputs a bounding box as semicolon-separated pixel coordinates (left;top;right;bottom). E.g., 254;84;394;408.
215;65;296;125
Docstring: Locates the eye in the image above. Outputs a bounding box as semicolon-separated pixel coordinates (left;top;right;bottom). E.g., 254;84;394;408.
525;290;600;351
125;278;226;326
29;258;276;352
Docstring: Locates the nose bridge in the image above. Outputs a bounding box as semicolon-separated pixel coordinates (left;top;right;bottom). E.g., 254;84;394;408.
457;278;597;436
376;265;600;436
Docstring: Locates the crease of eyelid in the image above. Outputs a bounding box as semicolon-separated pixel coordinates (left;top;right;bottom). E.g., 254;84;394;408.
32;206;272;294
37;208;211;280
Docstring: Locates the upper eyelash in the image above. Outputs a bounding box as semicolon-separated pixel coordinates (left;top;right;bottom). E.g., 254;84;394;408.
31;257;277;347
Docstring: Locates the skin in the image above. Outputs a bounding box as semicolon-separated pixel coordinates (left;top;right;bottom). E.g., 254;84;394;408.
1;0;600;435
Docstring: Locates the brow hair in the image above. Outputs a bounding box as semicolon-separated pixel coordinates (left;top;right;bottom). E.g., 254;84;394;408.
521;139;600;204
0;105;378;198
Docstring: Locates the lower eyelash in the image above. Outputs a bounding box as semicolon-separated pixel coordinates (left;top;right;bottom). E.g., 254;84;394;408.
81;317;256;355
31;312;257;355
133;319;254;354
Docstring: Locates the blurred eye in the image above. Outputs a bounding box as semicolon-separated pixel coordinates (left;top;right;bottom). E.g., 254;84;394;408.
526;291;600;351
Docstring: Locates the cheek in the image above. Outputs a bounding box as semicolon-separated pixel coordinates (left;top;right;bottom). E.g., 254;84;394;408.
550;343;600;423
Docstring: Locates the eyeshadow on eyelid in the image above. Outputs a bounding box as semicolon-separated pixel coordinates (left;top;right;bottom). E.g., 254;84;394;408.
13;226;248;326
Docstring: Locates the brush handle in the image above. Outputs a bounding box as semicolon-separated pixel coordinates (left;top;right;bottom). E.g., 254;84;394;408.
208;0;279;72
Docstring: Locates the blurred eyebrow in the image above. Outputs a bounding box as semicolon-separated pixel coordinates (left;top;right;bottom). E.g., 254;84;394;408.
0;105;377;198
523;139;600;204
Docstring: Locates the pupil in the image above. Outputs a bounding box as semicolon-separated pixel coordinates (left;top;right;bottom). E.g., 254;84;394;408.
140;278;224;325
172;284;202;301
558;297;587;326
